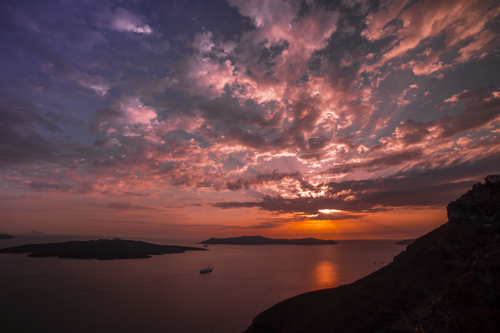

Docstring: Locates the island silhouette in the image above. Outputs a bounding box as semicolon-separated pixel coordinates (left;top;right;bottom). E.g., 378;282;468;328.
0;238;206;260
199;235;337;245
0;233;15;239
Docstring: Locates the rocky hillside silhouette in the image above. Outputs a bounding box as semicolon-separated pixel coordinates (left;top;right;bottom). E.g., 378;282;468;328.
245;182;500;333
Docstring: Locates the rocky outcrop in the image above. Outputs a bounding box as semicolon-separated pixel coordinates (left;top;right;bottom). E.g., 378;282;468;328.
245;182;500;333
447;183;500;224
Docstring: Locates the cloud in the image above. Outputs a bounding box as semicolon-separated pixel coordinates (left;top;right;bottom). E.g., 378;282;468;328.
0;193;47;201
1;0;500;235
94;97;158;136
361;0;500;76
224;171;305;191
109;8;152;34
26;181;73;191
77;74;110;96
361;0;407;42
380;85;500;149
104;201;151;211
214;139;500;218
326;149;424;174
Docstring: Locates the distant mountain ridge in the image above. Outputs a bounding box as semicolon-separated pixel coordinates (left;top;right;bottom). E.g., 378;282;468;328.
199;235;337;245
245;182;500;333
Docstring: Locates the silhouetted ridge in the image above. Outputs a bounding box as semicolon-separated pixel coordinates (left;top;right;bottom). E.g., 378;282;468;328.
199;235;337;245
0;239;206;260
245;181;500;333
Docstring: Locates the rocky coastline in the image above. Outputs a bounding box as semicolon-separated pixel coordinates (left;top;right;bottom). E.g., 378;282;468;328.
245;182;500;333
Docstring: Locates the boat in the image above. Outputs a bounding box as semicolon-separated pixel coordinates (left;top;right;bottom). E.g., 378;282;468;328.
203;244;209;248
200;263;213;274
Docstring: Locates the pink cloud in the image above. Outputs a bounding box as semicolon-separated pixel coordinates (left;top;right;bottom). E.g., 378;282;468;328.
94;97;158;136
76;73;110;96
110;8;152;34
380;85;500;150
454;30;497;64
361;0;408;41
227;0;298;29
4;0;500;238
362;0;500;75
177;31;236;98
178;0;340;103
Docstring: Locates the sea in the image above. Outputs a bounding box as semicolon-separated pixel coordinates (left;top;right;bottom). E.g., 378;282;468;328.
0;235;406;333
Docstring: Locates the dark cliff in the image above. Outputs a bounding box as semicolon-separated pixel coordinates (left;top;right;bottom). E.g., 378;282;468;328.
245;182;500;333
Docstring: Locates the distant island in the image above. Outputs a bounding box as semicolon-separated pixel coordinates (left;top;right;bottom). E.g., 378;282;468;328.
28;230;42;234
394;238;415;245
199;235;337;245
245;182;500;332
0;239;206;260
0;233;15;239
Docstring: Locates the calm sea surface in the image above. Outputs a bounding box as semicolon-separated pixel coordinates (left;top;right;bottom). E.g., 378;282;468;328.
0;235;405;333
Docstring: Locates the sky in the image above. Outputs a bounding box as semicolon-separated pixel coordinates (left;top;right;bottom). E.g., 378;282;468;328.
1;0;500;240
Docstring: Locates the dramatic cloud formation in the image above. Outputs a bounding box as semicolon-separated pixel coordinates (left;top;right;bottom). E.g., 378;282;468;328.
0;0;499;239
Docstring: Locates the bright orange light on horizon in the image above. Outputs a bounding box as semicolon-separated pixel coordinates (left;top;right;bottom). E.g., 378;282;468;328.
318;209;342;214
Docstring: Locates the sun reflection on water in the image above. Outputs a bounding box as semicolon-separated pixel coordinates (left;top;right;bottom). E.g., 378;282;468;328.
313;260;337;290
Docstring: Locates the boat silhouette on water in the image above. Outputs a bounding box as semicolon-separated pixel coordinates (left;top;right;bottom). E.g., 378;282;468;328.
200;263;213;274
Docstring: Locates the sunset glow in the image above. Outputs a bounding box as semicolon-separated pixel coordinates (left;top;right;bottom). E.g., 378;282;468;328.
1;0;499;239
318;209;342;214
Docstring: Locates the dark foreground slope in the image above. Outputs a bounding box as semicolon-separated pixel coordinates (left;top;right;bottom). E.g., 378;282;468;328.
0;239;206;259
200;235;337;245
246;183;500;333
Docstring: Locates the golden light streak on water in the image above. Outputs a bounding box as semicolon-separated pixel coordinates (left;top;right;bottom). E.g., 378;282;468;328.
313;260;337;290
